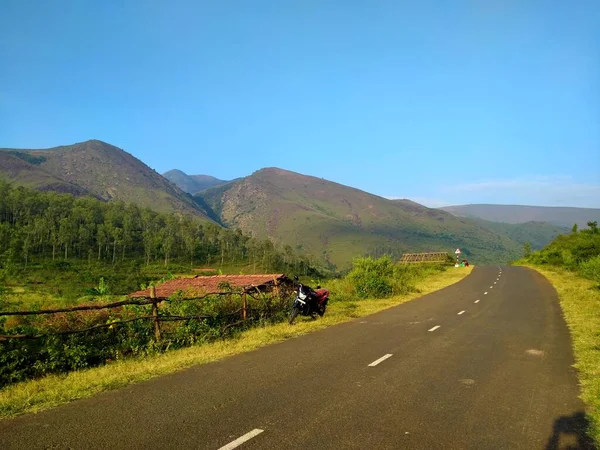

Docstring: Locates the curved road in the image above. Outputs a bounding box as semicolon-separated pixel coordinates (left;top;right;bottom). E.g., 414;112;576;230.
0;266;594;449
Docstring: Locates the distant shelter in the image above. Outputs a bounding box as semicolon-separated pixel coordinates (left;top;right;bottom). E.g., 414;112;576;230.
129;274;293;300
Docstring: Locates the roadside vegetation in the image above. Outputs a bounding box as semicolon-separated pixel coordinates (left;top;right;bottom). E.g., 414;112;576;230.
0;256;471;418
517;221;600;444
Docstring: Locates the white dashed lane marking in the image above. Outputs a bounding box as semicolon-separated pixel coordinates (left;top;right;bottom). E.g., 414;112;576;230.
457;310;465;315
429;325;441;332
368;354;393;367
474;300;480;303
484;292;488;295
219;429;264;450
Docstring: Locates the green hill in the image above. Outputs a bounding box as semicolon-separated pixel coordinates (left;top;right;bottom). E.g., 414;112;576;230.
465;218;569;250
0;140;212;219
197;168;523;269
163;169;228;194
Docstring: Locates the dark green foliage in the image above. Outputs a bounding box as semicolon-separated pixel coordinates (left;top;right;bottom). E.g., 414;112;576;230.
7;151;46;165
525;222;600;286
579;256;600;285
0;181;319;290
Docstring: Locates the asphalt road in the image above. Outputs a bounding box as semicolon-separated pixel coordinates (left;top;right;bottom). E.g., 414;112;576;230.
0;266;594;449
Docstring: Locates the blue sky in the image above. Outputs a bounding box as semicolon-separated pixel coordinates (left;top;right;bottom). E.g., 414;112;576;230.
1;0;599;207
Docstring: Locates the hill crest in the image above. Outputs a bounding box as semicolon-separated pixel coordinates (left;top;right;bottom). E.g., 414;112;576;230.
0;140;212;219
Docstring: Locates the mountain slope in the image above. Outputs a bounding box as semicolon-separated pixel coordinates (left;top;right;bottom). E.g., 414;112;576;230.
0;140;212;219
0;151;92;196
440;204;600;228
197;168;522;268
163;169;228;194
465;218;569;250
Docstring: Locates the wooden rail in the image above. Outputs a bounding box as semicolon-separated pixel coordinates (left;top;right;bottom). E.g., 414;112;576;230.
0;287;284;342
399;252;449;264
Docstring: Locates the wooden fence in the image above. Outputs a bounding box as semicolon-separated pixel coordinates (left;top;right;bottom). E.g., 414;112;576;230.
0;286;287;342
399;252;449;264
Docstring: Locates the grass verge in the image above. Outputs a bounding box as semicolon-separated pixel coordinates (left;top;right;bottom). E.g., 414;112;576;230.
0;266;471;419
519;263;600;445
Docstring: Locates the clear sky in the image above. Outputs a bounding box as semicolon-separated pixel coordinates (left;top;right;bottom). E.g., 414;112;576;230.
1;0;599;207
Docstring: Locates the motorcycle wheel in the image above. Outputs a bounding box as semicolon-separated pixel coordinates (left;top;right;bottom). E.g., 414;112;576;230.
319;305;327;317
288;307;300;325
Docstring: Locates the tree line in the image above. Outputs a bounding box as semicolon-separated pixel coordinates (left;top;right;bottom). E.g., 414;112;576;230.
0;181;318;275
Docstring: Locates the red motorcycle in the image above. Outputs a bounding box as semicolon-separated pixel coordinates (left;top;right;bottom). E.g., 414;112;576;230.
288;277;330;324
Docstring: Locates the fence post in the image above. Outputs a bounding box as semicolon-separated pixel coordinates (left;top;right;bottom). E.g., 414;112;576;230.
150;286;161;341
242;292;247;320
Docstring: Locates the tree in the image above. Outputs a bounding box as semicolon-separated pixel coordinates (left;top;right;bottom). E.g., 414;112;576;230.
523;241;532;258
587;221;598;233
572;223;578;233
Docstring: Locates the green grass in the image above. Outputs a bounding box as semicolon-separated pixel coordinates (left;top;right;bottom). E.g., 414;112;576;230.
0;259;271;310
0;266;472;418
519;263;600;445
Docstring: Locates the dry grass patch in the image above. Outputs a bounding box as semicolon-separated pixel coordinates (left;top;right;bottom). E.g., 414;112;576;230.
0;266;471;419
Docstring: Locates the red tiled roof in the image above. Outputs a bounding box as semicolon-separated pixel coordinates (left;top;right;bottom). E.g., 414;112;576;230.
129;274;288;299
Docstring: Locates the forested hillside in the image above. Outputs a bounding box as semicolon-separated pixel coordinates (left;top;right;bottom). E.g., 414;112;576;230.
0;182;318;300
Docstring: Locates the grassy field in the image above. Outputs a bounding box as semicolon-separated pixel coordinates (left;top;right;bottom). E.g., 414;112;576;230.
0;260;272;310
0;265;471;419
519;263;600;445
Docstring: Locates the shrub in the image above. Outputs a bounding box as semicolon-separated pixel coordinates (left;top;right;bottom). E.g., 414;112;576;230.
347;256;395;298
345;256;439;299
579;255;600;287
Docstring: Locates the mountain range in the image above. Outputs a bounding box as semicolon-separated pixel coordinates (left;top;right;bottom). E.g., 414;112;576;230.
1;139;592;269
440;204;600;228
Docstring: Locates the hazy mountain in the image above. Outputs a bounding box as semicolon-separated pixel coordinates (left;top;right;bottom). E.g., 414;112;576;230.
197;168;523;268
163;169;228;194
440;204;600;228
464;218;569;250
0;140;213;219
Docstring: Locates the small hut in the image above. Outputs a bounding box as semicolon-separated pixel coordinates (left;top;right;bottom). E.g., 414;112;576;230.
129;274;293;300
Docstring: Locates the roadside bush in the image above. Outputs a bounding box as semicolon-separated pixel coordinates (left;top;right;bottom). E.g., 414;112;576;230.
579;255;600;287
346;256;445;299
347;256;394;298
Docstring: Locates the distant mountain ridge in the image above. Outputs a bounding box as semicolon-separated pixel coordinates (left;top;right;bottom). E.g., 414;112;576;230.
440;204;600;228
1;139;576;268
196;167;525;268
0;140;213;219
162;169;228;194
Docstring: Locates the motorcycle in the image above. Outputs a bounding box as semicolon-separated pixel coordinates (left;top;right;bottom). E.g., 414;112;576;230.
288;276;330;325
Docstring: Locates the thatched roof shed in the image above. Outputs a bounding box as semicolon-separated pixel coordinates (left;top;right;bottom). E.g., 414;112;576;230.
129;274;291;300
